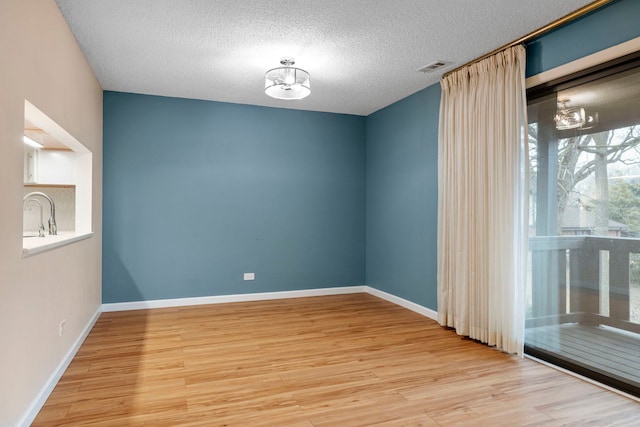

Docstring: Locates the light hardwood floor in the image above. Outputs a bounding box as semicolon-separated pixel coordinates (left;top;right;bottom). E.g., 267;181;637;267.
33;293;640;426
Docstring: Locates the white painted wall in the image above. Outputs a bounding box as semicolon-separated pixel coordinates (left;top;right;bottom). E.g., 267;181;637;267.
0;1;103;425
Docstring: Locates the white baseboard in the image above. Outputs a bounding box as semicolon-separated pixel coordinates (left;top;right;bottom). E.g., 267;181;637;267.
100;287;439;320
365;286;438;321
101;286;369;312
19;307;101;427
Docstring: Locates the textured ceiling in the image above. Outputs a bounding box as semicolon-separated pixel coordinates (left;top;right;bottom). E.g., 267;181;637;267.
55;0;595;116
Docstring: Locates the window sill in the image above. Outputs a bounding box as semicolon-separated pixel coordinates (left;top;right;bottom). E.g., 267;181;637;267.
22;231;93;258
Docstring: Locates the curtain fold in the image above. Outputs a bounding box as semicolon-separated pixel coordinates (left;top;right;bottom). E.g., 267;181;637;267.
437;45;528;355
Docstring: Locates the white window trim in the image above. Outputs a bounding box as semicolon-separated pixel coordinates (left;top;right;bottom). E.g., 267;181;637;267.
526;36;640;89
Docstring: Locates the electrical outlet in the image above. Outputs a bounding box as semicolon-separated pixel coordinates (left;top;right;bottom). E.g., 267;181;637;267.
59;320;66;336
243;272;255;281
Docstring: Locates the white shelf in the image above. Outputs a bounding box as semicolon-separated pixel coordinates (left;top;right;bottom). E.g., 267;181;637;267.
22;232;93;258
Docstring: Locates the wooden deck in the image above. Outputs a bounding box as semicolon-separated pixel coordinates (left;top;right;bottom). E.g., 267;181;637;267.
34;294;640;426
525;322;640;391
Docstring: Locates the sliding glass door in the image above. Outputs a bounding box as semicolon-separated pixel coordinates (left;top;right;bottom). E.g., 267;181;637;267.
525;53;640;397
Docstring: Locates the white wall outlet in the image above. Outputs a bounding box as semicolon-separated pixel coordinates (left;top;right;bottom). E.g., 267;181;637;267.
59;319;66;336
243;272;255;281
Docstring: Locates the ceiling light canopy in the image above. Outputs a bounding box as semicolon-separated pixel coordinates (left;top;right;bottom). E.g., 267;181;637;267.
265;58;310;100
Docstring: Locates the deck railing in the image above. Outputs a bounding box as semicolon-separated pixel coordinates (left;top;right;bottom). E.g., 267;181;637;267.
528;235;640;334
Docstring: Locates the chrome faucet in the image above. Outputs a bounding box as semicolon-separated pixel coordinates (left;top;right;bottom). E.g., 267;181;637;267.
23;198;46;237
23;191;57;235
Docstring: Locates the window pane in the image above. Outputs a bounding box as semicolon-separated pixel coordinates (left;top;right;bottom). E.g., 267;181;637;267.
526;61;640;397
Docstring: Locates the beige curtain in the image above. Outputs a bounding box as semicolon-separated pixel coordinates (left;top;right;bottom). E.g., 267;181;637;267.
437;45;528;355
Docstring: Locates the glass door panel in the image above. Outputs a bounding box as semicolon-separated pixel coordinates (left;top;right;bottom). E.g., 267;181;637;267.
526;59;640;397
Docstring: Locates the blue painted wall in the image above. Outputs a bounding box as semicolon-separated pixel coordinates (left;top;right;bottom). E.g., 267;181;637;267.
365;86;441;309
526;0;640;76
103;92;365;303
103;0;640;306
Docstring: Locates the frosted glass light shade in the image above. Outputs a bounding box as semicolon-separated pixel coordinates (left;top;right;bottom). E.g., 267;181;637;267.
265;65;310;100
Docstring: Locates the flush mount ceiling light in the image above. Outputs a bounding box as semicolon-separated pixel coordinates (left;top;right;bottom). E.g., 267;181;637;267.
265;58;310;100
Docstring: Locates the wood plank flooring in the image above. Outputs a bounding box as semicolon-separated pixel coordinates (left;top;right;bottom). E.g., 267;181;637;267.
526;323;640;387
33;294;640;426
